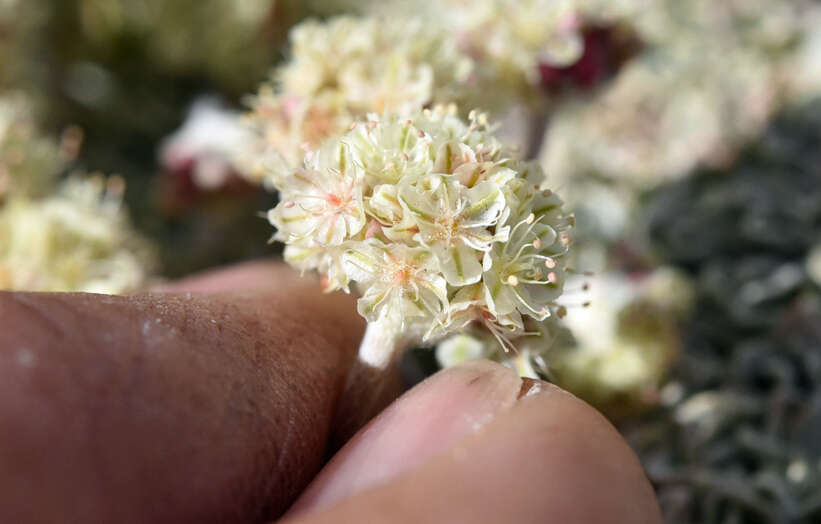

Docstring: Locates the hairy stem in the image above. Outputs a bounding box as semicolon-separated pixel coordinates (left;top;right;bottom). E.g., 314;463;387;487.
357;317;414;369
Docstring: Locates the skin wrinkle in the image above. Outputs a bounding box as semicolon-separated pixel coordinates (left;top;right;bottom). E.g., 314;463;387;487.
0;283;365;523
3;292;68;339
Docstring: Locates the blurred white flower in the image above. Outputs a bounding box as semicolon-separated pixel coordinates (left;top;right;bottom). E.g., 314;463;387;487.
241;15;476;184
0;175;154;293
159;97;253;191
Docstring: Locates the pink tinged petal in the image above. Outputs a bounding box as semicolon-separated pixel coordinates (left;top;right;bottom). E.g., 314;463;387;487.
461;228;498;251
283;242;322;270
525;281;563;306
511;285;551;320
399;184;438;223
483;271;518;317
369;185;404;223
416;273;449;309
269;202;320;239
535;224;558;248
461;181;506;227
436;242;483;286
315;212;348;246
357;284;393;322
342;247;382;284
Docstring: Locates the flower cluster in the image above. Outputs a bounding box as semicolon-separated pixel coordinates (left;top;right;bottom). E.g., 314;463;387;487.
267;107;573;350
0;94;62;201
375;0;588;95
240;15;475;183
542;0;821;191
537;0;821;250
0;175;155;293
0;93;154;293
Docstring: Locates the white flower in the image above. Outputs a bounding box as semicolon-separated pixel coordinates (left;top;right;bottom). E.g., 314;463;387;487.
342;241;448;330
400;176;508;285
241;15;476;184
0;93;62;201
435;333;489;368
0;176;155;293
159;97;252;190
268;141;366;247
483;186;570;325
372;0;585;94
266;107;573;357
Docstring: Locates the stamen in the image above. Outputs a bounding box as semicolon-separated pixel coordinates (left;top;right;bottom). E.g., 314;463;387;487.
507;275;519;286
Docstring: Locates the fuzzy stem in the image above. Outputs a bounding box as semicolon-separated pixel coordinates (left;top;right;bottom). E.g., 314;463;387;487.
357;317;415;369
330;318;417;446
526;110;550;160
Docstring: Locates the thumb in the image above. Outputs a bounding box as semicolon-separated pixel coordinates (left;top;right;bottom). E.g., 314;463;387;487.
0;261;365;523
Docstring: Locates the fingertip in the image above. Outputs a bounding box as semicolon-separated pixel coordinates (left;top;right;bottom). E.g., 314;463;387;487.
0;269;366;522
288;367;662;524
290;360;524;516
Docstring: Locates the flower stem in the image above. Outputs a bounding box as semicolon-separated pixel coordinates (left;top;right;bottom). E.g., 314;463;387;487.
330;318;417;446
526;109;550;160
357;317;413;369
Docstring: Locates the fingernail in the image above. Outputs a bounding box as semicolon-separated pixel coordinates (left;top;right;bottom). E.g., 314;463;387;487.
287;360;526;516
517;377;550;399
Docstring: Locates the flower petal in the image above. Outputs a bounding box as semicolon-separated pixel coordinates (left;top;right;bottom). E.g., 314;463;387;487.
435;242;482;286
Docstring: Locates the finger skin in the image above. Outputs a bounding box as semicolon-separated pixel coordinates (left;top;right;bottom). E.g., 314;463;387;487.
0;267;365;523
286;377;662;524
288;361;523;516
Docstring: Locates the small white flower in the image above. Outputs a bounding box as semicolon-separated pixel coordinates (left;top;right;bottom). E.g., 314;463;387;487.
400;176;507;286
240;15;477;184
0;176;154;293
269;141;366;247
483;188;570;324
342;241;448;329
